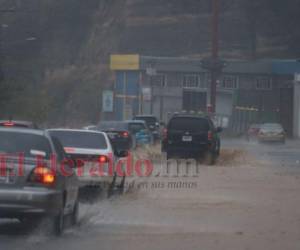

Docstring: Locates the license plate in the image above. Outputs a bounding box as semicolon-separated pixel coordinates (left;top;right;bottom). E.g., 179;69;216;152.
182;136;192;142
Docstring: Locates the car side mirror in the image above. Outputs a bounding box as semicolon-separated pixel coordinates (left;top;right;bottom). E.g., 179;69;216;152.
115;150;129;158
216;127;223;133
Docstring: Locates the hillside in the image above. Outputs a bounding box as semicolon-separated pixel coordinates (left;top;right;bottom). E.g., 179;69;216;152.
0;0;300;125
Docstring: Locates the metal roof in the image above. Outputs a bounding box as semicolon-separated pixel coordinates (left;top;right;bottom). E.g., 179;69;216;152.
139;56;300;75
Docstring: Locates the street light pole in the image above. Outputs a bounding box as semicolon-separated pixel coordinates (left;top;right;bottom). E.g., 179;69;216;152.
210;0;220;113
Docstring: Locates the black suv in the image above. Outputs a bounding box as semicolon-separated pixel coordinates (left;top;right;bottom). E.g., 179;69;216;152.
162;114;222;164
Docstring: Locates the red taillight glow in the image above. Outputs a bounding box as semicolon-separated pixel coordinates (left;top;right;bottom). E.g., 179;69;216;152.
64;147;75;153
99;155;109;163
30;167;55;185
3;122;14;127
122;131;129;138
208;131;213;141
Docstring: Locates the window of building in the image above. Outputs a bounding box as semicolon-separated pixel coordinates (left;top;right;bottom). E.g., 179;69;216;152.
256;77;272;90
221;75;239;89
151;74;167;87
183;74;200;88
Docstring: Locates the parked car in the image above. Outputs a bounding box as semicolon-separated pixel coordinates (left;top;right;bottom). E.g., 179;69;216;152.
0;120;38;129
133;115;161;142
97;121;133;152
246;124;261;141
162;114;222;165
258;123;286;143
0;128;79;236
48;129;126;195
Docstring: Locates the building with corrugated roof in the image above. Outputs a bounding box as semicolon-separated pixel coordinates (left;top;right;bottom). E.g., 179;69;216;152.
108;55;300;137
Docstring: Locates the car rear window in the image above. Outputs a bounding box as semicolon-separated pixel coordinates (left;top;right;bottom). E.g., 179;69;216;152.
50;131;107;149
0;132;52;158
168;117;210;132
129;123;146;133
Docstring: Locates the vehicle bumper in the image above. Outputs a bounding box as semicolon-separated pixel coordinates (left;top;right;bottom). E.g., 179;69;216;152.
0;187;62;218
78;173;114;187
166;144;210;157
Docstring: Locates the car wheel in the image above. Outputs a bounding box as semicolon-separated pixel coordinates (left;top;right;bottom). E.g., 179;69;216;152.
216;141;221;156
107;173;117;198
204;151;216;166
71;200;79;226
53;209;64;236
118;176;126;195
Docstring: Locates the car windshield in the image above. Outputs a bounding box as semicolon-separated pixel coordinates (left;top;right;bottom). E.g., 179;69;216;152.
169;117;210;132
261;124;283;131
129;123;146;133
0;132;52;159
49;131;107;149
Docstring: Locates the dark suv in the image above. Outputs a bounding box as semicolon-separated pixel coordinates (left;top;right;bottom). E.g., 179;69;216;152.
162;114;222;164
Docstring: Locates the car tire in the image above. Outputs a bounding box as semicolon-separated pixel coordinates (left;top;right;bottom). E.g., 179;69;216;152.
204;151;216;166
53;209;64;236
118;176;126;195
71;200;79;226
216;141;221;156
107;173;117;198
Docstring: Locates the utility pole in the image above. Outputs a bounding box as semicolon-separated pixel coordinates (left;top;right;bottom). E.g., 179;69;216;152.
210;0;220;113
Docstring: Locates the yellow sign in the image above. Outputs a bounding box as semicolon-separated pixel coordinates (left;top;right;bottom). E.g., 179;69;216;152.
110;54;140;70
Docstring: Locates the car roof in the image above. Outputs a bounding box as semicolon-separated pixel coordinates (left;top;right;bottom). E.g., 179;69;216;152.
47;128;106;135
134;115;157;118
261;123;282;127
0;127;46;136
125;120;146;124
98;121;126;124
170;114;210;119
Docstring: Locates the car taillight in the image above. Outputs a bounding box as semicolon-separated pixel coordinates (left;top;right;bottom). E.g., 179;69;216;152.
29;166;56;185
163;128;167;139
121;131;129;138
99;155;109;163
208;131;213;141
3;122;14;127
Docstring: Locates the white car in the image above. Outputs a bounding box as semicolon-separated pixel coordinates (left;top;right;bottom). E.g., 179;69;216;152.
48;129;126;195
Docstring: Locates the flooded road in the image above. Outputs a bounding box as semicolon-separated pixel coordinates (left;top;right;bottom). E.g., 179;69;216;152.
1;138;300;250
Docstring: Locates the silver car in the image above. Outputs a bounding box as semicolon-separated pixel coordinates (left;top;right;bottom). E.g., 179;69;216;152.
258;123;286;143
48;129;127;196
0;128;79;235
